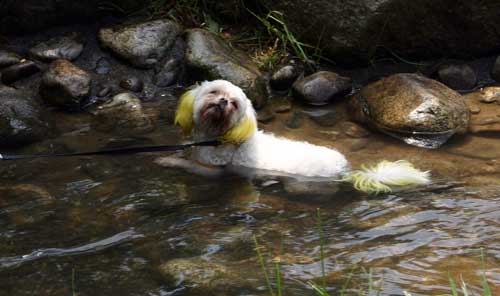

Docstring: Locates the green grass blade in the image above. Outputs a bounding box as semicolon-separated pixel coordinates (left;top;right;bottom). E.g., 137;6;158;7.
480;248;492;296
448;272;459;296
254;235;275;296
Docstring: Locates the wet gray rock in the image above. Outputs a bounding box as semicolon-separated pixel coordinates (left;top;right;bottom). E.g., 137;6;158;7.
159;258;251;295
39;59;91;110
270;62;303;91
0;50;22;68
292;71;351;105
98;19;182;68
0;86;50;147
1;60;39;84
437;64;476;90
153;37;186;87
349;73;469;148
301;108;337;127
28;33;84;61
185;29;268;107
119;77;143;92
91;93;155;134
491;56;500;82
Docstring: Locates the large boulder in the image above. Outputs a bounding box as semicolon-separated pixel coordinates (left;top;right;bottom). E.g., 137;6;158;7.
185;29;268;108
98;19;182;68
349;73;469;148
261;0;500;63
0;86;50;147
39;59;91;110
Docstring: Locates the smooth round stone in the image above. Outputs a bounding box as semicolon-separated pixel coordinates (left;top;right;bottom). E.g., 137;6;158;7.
437;64;476;90
301;108;337;127
153;37;186;87
0;60;39;84
292;71;352;105
272;96;292;113
119;77;144;92
349;73;469;148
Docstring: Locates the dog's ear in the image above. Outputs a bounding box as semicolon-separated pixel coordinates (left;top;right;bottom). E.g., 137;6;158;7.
221;107;257;144
174;89;196;135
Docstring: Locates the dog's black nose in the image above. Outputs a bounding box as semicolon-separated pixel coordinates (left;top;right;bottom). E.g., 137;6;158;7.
218;98;228;108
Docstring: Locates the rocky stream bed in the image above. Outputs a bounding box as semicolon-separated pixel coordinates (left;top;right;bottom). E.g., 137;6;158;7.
0;15;499;296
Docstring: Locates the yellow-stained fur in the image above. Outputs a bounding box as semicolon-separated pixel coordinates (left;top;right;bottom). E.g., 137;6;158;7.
174;90;195;134
221;115;257;144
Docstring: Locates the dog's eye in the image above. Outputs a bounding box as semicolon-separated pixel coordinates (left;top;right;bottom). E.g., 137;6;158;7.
209;90;218;95
231;101;238;109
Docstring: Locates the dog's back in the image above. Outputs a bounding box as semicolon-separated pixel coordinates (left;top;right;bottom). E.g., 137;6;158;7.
231;131;349;177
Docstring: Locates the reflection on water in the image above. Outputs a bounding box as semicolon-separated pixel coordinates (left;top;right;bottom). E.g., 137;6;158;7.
0;111;499;296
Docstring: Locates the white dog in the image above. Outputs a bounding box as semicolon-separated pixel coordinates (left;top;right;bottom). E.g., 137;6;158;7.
155;80;430;193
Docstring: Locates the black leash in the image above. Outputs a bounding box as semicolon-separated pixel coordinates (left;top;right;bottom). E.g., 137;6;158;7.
0;140;221;161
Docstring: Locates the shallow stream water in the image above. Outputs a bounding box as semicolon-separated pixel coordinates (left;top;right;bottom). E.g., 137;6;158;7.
1;24;499;296
0;104;499;296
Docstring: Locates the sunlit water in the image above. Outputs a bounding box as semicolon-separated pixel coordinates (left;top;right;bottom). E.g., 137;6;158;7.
0;105;498;296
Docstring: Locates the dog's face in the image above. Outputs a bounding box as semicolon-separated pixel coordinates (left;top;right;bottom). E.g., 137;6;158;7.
175;80;257;144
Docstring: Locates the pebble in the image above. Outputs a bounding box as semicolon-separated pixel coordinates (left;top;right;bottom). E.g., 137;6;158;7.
285;111;305;129
257;109;275;124
119;77;143;92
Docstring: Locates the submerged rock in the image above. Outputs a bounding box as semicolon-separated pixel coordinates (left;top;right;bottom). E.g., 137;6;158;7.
91;93;155;134
1;59;39;84
28;33;84;61
98;19;182;68
292;71;352;105
0;86;50;147
159;258;251;295
437;64;476;90
39;59;91;110
185;29;268;107
301;107;337;127
0;50;22;68
464;89;500;134
349;73;469;148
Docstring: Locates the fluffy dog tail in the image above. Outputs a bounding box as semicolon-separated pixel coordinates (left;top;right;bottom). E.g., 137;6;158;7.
341;160;430;194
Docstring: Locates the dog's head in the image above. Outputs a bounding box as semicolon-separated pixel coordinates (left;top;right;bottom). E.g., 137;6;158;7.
175;80;257;144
